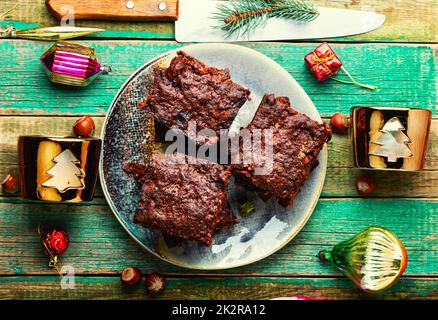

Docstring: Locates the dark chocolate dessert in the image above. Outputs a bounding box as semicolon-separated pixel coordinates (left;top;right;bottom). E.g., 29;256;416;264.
128;53;331;245
232;94;331;207
144;51;251;145
124;154;236;246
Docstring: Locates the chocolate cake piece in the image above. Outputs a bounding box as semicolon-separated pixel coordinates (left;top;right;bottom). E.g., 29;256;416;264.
144;51;251;145
124;154;236;246
232;94;331;207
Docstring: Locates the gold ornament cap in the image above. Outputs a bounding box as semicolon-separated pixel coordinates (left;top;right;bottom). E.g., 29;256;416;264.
351;107;432;171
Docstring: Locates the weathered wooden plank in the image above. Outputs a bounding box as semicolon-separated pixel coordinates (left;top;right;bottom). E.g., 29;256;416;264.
3;164;437;198
1;116;437;197
0;20;175;39
322;168;438;198
0;198;435;276
0;41;436;116
1;117;436;168
1;0;437;42
0;276;436;300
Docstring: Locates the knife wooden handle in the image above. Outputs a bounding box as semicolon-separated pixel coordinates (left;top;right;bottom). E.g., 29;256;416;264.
46;0;179;22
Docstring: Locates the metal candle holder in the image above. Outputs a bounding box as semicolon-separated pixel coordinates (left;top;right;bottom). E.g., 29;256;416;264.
351;106;432;171
18;136;102;202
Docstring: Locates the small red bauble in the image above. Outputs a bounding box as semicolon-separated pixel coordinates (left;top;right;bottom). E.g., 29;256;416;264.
73;115;95;137
330;113;350;133
41;227;69;257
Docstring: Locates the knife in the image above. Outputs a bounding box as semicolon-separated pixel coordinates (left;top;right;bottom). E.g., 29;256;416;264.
46;0;385;42
46;0;179;21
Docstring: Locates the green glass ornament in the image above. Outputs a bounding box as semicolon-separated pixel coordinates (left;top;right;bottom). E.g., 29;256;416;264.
318;226;408;293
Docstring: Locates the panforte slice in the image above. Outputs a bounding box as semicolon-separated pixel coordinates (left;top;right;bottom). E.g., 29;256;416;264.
144;51;251;145
232;94;331;207
124;154;236;246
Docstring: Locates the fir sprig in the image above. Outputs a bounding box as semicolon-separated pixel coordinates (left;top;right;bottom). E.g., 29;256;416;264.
213;0;319;38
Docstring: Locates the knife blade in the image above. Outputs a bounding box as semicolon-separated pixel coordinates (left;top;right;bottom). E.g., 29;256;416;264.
175;0;386;42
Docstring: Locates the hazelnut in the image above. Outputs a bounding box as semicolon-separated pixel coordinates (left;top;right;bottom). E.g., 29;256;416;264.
121;267;143;286
355;176;376;196
1;173;20;194
145;272;166;294
330;113;350;133
73;116;95;137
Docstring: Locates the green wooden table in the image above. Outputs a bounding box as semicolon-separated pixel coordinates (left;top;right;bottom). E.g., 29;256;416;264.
0;0;437;300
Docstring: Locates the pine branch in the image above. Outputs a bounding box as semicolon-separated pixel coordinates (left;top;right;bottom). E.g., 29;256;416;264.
212;0;319;38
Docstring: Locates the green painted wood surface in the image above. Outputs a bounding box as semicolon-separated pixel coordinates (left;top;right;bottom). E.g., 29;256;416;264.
1;116;437;198
0;276;436;300
1;0;437;300
0;198;435;276
1;0;437;42
0;41;436;116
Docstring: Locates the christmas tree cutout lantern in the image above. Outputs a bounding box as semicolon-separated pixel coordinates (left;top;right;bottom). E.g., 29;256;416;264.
42;149;85;193
370;117;413;162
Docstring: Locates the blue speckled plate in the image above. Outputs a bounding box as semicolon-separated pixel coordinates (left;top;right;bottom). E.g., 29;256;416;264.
100;44;327;270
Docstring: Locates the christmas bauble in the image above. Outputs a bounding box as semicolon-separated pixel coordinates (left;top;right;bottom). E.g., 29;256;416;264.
41;227;69;257
41;41;111;87
318;226;407;293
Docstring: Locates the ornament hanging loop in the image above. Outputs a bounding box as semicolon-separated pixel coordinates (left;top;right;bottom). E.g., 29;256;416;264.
317;250;331;263
101;65;112;74
331;66;378;91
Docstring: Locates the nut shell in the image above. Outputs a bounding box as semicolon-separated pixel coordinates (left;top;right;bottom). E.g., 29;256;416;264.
73;116;95;137
355;176;376;196
1;173;20;194
145;272;166;294
121;267;143;286
330;113;350;133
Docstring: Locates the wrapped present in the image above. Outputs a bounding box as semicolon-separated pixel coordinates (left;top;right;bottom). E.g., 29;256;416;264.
304;42;342;81
305;42;377;90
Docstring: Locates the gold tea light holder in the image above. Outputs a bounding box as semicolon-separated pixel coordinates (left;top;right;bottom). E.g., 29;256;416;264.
351;107;432;171
18;136;102;202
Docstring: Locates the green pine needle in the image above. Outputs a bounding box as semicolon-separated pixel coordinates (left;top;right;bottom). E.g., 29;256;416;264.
212;0;319;38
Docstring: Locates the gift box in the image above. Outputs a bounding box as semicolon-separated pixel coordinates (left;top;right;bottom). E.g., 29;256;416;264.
351;107;432;171
18;136;101;202
304;42;342;82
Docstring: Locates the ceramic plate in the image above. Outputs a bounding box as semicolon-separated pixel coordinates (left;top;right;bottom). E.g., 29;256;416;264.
100;44;327;270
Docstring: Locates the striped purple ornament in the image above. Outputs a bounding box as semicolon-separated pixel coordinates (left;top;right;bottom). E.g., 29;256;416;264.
41;41;111;86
